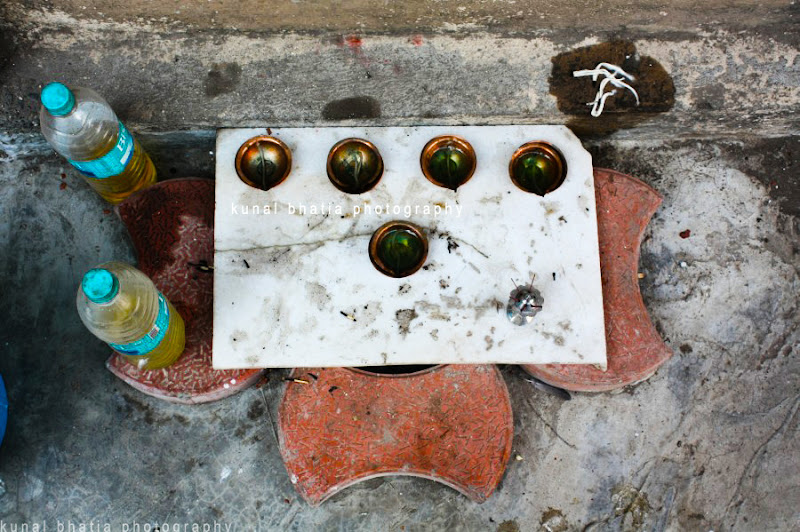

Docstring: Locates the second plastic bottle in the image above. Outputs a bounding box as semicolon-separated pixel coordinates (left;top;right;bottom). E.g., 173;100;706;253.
77;262;186;370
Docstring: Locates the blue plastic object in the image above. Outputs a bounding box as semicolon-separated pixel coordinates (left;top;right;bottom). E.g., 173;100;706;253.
41;82;76;116
0;375;7;447
82;268;119;303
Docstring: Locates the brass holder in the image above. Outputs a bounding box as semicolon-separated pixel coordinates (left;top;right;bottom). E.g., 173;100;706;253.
235;135;292;191
420;135;477;191
326;138;384;194
508;141;567;196
368;221;429;278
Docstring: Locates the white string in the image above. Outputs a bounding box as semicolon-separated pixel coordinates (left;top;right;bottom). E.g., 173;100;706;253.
573;63;640;117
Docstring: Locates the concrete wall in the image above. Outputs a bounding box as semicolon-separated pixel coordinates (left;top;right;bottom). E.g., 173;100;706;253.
0;1;797;139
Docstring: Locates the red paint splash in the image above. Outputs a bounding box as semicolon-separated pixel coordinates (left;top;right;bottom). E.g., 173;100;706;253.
59;182;67;190
339;34;370;68
679;229;691;239
410;35;424;46
344;35;362;49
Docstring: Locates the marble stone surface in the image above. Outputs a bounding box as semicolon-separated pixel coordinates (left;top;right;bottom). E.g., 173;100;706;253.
213;126;605;368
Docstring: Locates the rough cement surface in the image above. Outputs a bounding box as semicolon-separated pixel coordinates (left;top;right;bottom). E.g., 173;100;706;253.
0;8;798;137
0;136;797;530
0;5;798;531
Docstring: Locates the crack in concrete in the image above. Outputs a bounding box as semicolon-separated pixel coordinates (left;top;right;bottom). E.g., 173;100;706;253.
448;235;489;259
523;396;576;450
216;232;375;254
724;393;800;528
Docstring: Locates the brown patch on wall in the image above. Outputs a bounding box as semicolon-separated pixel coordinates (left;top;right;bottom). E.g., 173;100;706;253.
205;62;242;97
691;83;726;111
550;41;675;138
322;96;381;120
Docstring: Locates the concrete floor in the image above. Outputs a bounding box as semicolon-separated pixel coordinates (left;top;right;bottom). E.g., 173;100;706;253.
0;2;798;531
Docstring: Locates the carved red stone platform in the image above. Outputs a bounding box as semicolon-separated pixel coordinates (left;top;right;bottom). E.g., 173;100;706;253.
107;178;264;404
278;365;514;505
523;168;673;391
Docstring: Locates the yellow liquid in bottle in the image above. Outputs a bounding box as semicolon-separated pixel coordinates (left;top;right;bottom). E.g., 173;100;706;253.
83;138;158;205
82;263;187;371
124;300;186;370
107;294;186;371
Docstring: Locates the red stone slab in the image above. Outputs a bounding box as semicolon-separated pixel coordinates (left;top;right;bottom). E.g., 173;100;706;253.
107;178;264;404
523;168;673;392
278;365;513;505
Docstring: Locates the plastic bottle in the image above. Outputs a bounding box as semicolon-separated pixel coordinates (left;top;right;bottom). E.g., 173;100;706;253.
77;262;186;370
39;82;157;204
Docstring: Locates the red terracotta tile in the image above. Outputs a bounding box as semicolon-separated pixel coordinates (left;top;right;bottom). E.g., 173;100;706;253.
523;168;673;391
278;365;513;505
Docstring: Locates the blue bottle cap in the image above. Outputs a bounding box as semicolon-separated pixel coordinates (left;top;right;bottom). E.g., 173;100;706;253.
81;268;120;304
41;82;76;116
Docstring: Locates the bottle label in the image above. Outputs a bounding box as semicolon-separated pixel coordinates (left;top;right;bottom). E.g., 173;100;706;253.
68;121;135;179
109;293;170;357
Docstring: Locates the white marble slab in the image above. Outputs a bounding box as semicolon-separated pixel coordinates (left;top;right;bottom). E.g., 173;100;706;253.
213;126;606;369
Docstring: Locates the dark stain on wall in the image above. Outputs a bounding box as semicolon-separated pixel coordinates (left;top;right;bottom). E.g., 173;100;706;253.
205;62;242;97
550;40;675;138
322;96;381;120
